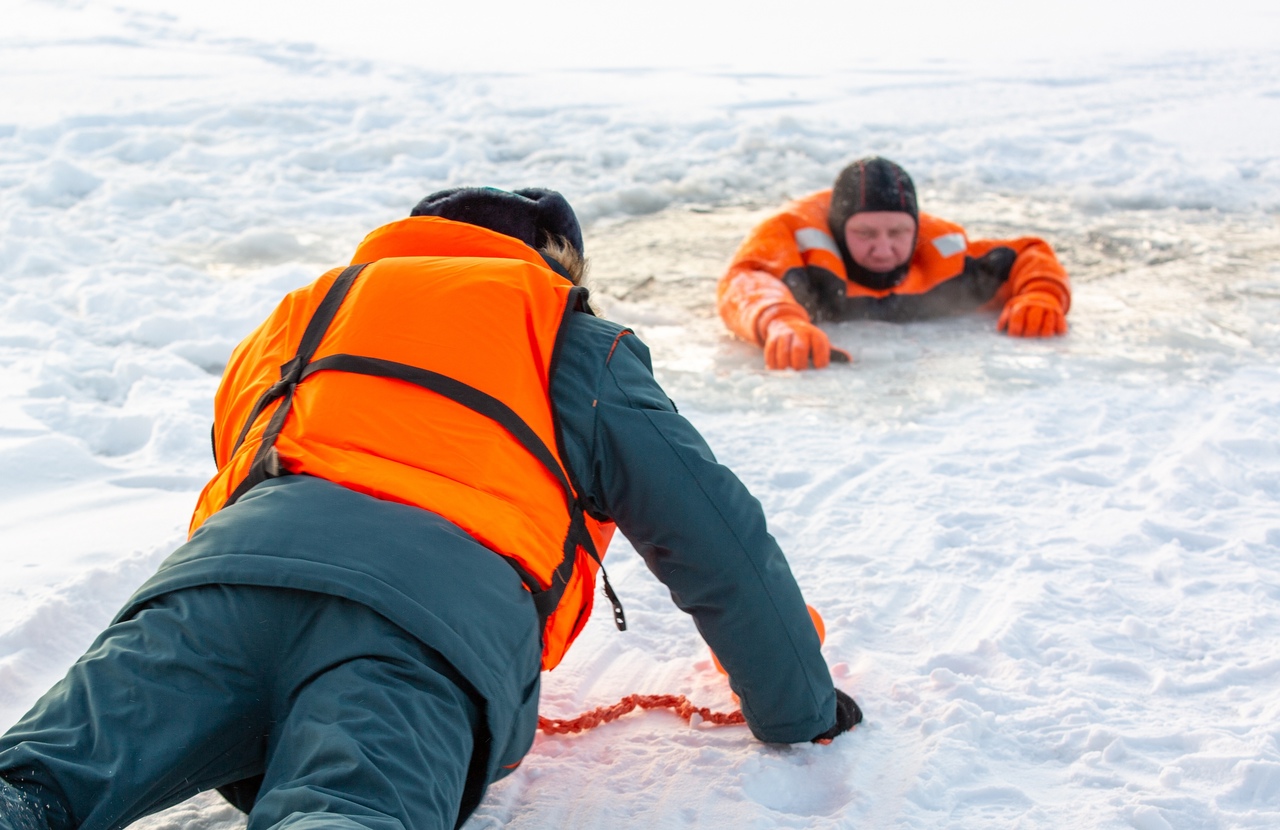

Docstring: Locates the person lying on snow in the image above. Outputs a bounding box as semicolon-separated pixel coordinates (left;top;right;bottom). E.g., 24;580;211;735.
0;187;861;830
718;156;1072;370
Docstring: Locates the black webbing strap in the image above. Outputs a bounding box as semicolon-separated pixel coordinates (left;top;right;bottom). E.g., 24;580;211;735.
224;263;369;506
517;502;625;632
579;516;627;631
229;263;369;459
299;354;575;506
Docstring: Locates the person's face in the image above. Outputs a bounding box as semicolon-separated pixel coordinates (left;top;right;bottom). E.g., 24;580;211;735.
843;211;916;272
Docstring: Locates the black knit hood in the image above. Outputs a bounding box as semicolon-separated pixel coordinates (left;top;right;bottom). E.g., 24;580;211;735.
828;158;919;290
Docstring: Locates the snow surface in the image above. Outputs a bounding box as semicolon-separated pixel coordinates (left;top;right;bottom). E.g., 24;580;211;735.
2;1;1279;828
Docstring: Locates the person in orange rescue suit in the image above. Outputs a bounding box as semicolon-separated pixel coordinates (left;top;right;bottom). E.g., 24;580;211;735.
718;156;1073;369
0;187;861;830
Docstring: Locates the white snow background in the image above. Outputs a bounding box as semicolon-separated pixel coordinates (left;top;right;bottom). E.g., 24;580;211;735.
3;0;1280;827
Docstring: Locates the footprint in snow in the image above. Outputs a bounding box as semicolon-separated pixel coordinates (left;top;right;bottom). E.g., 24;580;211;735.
739;751;853;817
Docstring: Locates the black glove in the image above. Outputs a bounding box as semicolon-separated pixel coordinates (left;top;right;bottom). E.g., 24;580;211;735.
811;689;863;743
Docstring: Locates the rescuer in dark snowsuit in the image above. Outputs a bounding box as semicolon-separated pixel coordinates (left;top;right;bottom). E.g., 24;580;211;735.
0;187;860;830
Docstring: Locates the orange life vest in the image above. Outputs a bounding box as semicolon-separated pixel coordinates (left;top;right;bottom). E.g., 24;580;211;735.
191;216;619;670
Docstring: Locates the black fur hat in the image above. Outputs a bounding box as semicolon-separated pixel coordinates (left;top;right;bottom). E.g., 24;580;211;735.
410;186;584;256
827;157;919;290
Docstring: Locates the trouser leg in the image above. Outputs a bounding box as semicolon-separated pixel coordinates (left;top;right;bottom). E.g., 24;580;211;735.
248;599;481;830
0;585;276;830
0;776;71;830
0;586;483;830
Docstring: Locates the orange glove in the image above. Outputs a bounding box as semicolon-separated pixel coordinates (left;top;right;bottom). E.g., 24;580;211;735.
763;315;850;370
998;291;1068;337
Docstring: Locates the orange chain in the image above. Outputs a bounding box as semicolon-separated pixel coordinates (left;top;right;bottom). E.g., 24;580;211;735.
537;693;745;735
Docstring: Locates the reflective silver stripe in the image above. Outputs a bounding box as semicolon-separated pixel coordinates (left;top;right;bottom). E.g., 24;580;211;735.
932;232;967;258
794;227;841;257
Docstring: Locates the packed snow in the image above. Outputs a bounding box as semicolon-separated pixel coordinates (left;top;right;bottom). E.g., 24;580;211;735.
2;1;1279;828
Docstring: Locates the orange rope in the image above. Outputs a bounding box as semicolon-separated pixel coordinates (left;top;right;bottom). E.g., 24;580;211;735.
537;694;746;735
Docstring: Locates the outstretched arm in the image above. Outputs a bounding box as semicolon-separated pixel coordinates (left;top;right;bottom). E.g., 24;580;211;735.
718;212;845;369
980;237;1071;337
554;319;853;743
